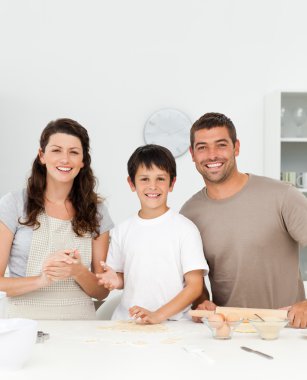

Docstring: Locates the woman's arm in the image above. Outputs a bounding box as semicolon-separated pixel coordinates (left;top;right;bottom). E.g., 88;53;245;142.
129;269;204;324
68;231;111;300
0;222;51;296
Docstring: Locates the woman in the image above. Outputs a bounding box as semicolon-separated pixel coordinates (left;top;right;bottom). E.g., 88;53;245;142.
0;118;113;319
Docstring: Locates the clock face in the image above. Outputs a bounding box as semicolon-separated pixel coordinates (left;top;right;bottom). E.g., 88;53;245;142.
143;108;191;158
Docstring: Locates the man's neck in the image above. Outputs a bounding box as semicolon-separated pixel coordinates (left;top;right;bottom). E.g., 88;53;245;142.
205;172;249;200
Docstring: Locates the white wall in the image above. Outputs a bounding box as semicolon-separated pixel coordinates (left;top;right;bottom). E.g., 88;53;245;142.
1;0;307;224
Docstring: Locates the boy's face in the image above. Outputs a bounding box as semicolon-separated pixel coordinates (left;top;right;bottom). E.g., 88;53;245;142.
128;164;176;218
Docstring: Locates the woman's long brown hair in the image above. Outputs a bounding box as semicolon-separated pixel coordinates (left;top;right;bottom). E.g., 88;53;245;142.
20;118;101;237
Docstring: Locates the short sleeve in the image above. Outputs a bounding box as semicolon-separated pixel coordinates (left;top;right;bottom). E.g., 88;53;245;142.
106;226;124;272
97;202;114;234
178;216;209;276
282;185;307;246
0;192;20;234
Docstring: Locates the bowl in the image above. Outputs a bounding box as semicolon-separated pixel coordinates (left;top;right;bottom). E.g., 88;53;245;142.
248;317;289;340
0;318;38;370
202;314;242;340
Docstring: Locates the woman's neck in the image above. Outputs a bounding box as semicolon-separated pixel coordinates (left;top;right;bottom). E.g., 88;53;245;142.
44;181;72;204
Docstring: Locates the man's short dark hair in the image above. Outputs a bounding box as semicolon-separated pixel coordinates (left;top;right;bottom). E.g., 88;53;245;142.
190;112;237;148
127;144;176;185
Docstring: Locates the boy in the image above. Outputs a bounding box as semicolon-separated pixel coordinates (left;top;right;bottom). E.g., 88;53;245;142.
97;144;208;324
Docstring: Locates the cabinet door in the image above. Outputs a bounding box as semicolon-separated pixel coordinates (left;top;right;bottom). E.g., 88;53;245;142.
265;91;307;281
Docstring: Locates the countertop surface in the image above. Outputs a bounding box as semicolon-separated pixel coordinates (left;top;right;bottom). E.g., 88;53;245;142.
2;319;306;380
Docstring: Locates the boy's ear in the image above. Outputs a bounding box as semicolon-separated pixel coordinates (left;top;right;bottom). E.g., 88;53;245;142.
127;176;136;192
169;177;176;192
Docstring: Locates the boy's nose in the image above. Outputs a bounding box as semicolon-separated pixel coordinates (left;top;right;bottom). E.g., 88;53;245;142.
148;181;157;189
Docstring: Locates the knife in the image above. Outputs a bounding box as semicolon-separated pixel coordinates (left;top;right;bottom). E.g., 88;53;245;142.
241;346;273;360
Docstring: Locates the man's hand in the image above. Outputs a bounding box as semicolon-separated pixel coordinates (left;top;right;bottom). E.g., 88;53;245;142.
284;300;307;328
192;300;217;323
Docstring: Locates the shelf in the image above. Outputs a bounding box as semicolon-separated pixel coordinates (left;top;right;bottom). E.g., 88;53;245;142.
281;137;307;142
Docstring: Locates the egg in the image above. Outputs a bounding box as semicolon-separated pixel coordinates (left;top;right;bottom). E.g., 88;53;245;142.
208;313;225;329
226;312;240;323
215;323;231;338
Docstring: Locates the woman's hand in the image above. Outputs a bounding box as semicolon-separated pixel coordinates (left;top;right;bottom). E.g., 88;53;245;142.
43;249;82;281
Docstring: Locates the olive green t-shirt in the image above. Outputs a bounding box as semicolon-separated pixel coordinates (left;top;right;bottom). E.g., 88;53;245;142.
180;174;307;309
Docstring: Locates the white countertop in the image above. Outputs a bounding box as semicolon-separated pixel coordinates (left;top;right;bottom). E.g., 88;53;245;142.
2;319;306;380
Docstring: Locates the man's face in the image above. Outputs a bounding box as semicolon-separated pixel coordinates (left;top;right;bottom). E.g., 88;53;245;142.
190;126;240;184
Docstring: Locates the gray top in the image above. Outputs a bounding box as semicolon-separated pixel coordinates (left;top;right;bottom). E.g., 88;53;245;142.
181;174;307;309
0;189;114;277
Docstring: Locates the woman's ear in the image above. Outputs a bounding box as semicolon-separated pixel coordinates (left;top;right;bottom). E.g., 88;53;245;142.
127;176;136;192
38;148;45;164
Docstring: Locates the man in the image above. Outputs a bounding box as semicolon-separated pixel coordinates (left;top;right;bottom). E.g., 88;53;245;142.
180;112;307;328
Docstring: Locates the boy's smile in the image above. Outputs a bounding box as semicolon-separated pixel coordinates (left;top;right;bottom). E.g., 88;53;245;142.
128;164;176;219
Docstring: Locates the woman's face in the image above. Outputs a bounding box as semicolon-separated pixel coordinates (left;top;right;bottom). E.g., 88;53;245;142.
39;133;84;185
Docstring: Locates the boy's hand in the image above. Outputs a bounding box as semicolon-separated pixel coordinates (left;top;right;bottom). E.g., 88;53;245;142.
96;261;120;290
129;305;163;325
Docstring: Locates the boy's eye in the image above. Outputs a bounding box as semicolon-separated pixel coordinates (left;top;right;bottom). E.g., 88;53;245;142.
157;177;165;181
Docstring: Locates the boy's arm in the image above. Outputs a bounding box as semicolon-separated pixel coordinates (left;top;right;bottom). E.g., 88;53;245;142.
129;269;204;324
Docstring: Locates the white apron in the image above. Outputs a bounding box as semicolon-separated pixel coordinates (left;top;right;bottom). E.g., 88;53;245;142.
8;213;96;319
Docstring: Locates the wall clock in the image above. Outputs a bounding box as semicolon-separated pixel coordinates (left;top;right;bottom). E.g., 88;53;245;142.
143;108;191;158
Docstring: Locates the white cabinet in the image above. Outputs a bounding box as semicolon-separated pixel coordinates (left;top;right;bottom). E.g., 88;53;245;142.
264;91;307;281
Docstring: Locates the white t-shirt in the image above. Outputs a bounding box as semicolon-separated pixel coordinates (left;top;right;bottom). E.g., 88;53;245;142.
107;209;209;320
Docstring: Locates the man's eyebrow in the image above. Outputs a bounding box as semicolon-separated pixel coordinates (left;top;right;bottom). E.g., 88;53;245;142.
195;138;230;146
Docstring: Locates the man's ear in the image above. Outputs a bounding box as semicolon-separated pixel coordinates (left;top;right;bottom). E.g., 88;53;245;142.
38;148;45;164
234;140;240;157
169;177;176;192
189;146;195;162
127;176;136;192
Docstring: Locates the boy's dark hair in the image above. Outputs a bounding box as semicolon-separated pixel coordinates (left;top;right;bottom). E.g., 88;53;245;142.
127;144;176;186
190;112;237;148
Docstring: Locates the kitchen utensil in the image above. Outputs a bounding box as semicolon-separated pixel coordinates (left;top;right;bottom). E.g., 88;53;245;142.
248;317;289;340
189;306;287;320
202;316;242;340
241;346;273;360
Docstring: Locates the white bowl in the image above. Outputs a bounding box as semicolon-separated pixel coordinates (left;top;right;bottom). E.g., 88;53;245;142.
248;317;289;340
0;318;38;370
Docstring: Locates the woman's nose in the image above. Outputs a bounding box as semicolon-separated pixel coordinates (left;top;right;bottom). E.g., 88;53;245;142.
59;152;69;163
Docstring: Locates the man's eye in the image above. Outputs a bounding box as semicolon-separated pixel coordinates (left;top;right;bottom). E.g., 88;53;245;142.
197;146;205;151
